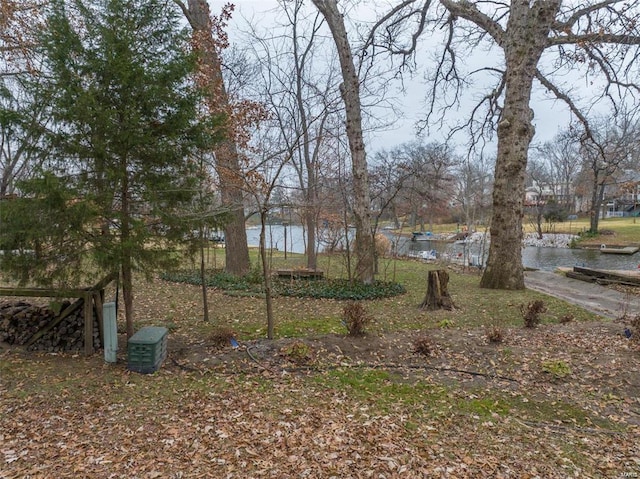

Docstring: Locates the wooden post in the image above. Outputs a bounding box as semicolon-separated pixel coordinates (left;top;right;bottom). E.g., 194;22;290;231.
83;292;94;355
420;269;455;311
94;291;104;346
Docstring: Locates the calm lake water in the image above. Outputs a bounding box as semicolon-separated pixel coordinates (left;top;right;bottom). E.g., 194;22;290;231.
246;225;640;271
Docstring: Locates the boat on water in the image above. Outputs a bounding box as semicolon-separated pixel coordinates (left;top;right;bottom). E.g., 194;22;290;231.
411;231;433;241
409;249;438;260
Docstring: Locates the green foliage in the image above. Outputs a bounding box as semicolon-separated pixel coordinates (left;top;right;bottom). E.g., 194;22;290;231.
2;0;220;287
161;268;406;300
577;230;599;240
275;278;406;300
543;199;566;224
0;173;99;285
438;319;454;329
541;359;572;379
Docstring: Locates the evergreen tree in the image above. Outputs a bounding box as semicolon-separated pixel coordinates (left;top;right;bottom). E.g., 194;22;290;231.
1;0;217;337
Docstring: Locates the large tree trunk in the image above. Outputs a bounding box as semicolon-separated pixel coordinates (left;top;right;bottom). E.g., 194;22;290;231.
312;0;375;284
177;0;250;277
480;0;560;290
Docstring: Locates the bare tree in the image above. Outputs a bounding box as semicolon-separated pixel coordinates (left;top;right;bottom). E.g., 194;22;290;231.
0;0;43;77
311;0;376;284
577;114;639;233
369;148;414;230
0;2;47;194
246;0;341;272
526;158;553;239
369;0;640;289
452;154;493;232
241;126;294;339
174;0;256;276
536;131;581;213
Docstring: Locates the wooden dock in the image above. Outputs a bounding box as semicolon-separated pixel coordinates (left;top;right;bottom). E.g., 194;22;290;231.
565;266;640;287
599;246;639;255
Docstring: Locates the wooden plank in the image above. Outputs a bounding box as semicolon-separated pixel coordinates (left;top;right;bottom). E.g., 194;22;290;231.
0;272;118;299
89;271;118;292
0;287;88;298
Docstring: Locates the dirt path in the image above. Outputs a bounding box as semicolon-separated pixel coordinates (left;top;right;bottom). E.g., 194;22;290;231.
525;270;640;319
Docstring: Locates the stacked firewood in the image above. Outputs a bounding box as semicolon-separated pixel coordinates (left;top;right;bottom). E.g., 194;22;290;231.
0;300;100;352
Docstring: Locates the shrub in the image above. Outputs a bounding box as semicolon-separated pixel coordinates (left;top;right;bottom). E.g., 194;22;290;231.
559;314;574;324
485;326;504;343
521;300;547;328
209;327;237;348
438;319;454;329
342;302;372;336
412;335;435;357
279;341;313;364
541;359;571;380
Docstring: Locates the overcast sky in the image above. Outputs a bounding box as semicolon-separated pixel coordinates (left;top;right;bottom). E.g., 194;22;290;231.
214;0;589;157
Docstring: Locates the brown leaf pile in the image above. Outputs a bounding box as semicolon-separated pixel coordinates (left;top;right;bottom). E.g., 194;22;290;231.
2;317;640;479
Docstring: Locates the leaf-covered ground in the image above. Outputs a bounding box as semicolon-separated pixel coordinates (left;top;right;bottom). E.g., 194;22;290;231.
2;319;639;478
2;265;640;478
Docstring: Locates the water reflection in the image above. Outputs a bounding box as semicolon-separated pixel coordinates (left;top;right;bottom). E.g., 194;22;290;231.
403;237;639;271
246;225;639;271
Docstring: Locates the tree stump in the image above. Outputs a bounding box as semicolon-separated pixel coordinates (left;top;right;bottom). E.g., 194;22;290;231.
420;270;455;311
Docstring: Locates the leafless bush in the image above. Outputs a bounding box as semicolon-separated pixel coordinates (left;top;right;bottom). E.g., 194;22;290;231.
279;341;313;364
485;326;505;343
627;314;640;342
342;302;372;336
412;335;435;356
209;327;237;348
521;300;547;328
559;314;574;324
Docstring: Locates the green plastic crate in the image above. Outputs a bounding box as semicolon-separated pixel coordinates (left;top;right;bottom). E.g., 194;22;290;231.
127;326;168;374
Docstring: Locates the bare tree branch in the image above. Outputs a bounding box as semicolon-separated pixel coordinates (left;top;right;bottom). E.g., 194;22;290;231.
440;0;506;46
549;32;640;46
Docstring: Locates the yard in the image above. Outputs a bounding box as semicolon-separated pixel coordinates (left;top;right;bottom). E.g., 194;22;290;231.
1;249;639;478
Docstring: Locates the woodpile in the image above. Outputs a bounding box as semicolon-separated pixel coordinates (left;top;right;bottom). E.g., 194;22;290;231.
0;299;100;352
